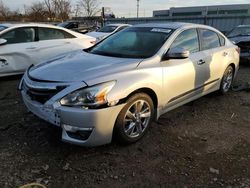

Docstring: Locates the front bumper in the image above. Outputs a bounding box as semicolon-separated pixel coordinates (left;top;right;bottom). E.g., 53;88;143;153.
22;91;125;147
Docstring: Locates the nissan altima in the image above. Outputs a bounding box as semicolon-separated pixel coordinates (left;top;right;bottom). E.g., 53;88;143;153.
20;23;240;146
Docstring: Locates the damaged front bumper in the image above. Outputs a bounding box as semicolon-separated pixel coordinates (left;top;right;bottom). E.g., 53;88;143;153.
22;91;125;146
20;73;125;147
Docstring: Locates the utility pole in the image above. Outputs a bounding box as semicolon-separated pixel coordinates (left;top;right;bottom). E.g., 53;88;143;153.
137;0;140;18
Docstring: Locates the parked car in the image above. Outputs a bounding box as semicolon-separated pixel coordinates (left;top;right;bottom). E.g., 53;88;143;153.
0;23;96;77
57;21;96;34
227;25;250;63
20;23;240;147
86;24;131;42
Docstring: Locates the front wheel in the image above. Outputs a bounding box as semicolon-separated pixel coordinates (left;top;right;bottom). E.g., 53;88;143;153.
114;93;155;144
219;65;234;94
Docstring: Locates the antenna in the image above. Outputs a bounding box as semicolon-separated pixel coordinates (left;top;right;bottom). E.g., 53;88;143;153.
137;0;140;18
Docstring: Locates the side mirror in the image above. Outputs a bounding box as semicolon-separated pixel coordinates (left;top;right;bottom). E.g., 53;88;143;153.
163;47;190;60
0;38;7;46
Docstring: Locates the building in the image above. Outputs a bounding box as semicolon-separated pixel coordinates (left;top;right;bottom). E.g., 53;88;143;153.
153;4;250;17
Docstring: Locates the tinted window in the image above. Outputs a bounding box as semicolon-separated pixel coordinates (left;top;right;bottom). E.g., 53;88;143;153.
170;29;199;53
89;27;172;58
0;27;35;44
38;28;75;41
0;25;7;32
97;26;118;33
200;29;220;50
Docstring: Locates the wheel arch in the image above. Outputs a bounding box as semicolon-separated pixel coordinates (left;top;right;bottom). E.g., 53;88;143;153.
120;87;159;119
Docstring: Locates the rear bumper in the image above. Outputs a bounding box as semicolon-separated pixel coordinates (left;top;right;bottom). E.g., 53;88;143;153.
22;91;125;147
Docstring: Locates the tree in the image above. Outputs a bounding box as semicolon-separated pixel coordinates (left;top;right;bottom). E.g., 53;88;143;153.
0;0;10;20
54;0;71;21
44;0;55;20
78;0;100;17
25;2;47;21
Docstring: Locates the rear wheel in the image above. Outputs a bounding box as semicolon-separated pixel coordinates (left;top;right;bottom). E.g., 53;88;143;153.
114;93;154;144
219;66;234;94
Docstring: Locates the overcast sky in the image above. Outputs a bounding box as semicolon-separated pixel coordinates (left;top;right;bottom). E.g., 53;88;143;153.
3;0;250;17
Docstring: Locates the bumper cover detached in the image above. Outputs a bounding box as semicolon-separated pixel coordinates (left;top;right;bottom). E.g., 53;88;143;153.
22;91;125;147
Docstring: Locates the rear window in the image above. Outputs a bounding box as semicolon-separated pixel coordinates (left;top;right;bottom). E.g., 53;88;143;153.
38;27;75;41
97;26;118;33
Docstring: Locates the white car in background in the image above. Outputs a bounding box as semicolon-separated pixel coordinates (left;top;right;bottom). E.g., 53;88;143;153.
86;24;131;42
0;23;96;77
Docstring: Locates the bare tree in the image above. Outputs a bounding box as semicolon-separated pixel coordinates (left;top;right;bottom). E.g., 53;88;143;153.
25;2;47;21
54;0;71;21
78;0;100;17
44;0;55;20
0;0;10;20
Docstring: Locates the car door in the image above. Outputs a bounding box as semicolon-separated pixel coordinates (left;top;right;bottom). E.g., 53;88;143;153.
33;27;79;63
162;28;206;110
0;27;37;75
198;29;229;88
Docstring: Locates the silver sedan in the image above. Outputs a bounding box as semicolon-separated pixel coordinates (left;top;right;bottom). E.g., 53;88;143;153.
20;23;240;146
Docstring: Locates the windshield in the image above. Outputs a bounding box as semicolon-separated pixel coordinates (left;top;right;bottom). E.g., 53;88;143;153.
58;22;70;28
89;27;173;58
0;25;7;32
228;26;250;37
97;25;118;33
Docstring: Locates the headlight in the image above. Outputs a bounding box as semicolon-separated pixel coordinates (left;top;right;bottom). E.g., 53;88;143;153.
60;81;116;107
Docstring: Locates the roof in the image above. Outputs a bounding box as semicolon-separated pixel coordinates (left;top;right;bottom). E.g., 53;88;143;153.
133;22;196;29
0;23;59;29
107;23;131;27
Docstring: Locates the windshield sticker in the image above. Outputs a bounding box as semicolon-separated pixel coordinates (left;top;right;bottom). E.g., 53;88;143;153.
151;28;171;33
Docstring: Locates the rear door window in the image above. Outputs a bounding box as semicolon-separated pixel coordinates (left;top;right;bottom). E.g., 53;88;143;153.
200;29;220;50
38;27;75;41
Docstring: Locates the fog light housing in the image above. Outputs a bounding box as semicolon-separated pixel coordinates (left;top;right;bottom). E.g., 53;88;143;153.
62;124;93;141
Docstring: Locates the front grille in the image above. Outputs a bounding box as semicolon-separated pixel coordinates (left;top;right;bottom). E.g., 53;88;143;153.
23;82;66;104
237;41;250;53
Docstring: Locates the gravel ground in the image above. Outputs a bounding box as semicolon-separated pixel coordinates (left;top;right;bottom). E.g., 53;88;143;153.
0;65;250;188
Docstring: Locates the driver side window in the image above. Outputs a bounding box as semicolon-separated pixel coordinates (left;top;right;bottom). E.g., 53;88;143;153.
170;29;199;53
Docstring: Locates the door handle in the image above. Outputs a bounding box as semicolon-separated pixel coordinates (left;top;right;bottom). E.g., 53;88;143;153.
197;59;206;65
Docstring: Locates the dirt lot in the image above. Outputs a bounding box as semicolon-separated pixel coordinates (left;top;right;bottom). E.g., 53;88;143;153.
0;65;250;188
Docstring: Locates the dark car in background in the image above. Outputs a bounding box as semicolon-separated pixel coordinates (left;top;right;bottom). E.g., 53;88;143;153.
58;21;96;34
227;25;250;63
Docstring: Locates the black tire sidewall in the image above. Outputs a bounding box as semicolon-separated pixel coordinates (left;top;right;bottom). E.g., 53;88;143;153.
114;93;155;144
220;66;234;94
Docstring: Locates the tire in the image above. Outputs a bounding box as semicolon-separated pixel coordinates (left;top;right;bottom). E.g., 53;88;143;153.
114;93;155;144
219;65;234;94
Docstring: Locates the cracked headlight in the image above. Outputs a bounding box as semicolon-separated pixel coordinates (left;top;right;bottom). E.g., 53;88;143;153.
60;81;116;107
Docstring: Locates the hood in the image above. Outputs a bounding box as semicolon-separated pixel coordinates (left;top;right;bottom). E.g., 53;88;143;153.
29;50;142;83
86;32;109;39
228;36;250;44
